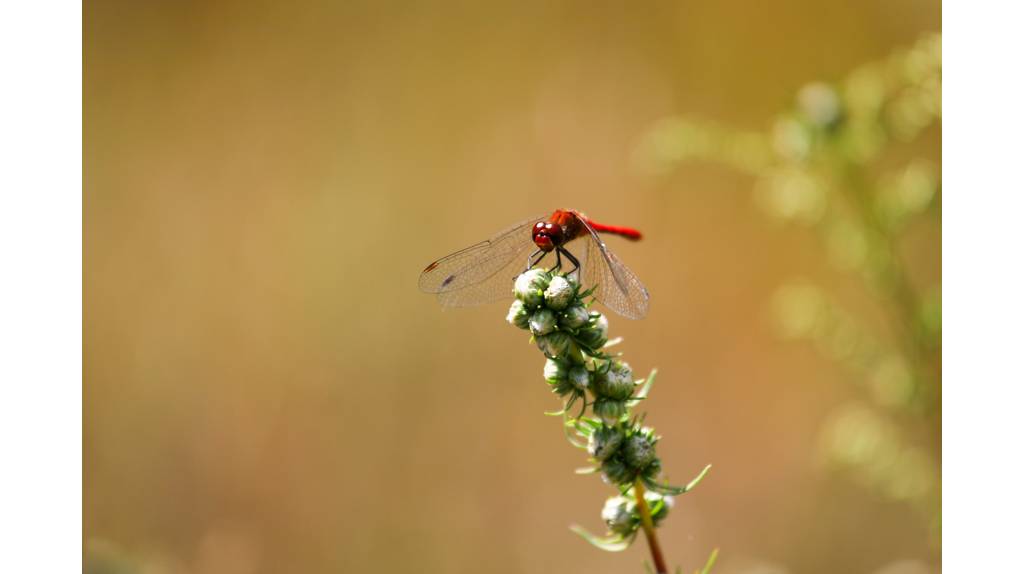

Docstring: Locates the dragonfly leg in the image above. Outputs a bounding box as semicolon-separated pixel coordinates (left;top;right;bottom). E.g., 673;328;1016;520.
523;248;546;273
559;247;580;277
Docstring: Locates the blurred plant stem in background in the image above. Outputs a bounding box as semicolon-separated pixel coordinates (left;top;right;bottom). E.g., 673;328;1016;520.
634;33;941;544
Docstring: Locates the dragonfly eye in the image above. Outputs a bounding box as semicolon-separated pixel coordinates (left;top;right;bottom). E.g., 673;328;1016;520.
544;222;564;244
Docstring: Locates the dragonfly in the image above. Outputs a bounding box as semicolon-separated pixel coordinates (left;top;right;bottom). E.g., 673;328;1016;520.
419;209;650;319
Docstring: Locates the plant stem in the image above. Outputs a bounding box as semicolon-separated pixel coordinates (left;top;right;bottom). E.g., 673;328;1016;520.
836;161;939;413
633;479;669;574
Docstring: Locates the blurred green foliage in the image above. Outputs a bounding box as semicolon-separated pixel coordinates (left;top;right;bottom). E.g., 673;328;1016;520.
634;33;941;543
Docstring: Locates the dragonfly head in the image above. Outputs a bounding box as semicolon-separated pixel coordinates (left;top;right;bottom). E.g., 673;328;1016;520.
532;221;564;252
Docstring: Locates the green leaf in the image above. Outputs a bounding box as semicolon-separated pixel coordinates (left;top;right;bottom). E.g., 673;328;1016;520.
643;464;713;495
695;548;719;574
575;466;599;474
635;368;658;401
683;464;713;493
603;337;624;349
569;422;594;438
569;525;634;552
642;476;686;496
648;498;665;516
562;412;589;449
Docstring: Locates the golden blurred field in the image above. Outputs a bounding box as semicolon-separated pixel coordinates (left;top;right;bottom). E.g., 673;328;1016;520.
84;2;941;573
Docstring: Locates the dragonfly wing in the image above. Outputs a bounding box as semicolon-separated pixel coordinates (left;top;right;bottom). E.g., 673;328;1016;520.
435;262;525;307
574;220;650;319
419;214;545;306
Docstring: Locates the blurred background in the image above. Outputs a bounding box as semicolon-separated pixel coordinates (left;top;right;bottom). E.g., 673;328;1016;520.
84;2;940;573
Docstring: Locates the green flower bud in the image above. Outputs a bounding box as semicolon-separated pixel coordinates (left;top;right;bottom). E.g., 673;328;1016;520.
593;361;634;400
641;458;664;483
536;331;573;359
529;308;557;336
506;300;530;330
544;358;578;396
593;397;628;423
514;269;550;308
588;425;625;461
601;496;639;536
600;456;636;485
543;275;574;310
576;313;609;349
559;304;590;329
544;358;570;384
623;434;657;469
568;365;590;390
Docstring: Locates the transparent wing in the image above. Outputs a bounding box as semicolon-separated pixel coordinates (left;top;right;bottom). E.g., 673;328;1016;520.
419;214;545;307
574;219;650;319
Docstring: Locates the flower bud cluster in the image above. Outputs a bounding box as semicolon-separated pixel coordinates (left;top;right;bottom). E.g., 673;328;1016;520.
508;269;623;406
506;268;705;552
590;424;664;488
508;269;608;354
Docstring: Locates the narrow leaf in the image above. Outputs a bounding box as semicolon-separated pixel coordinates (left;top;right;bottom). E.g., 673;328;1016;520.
603;337;624;349
695;548;719;574
562;412;589;449
642;476;686;496
683;464;712;493
642;464;712;496
569;525;634;552
635;368;658;400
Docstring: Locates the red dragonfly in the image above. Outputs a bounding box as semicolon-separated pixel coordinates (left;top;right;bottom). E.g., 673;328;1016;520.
419;209;650;319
